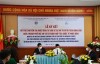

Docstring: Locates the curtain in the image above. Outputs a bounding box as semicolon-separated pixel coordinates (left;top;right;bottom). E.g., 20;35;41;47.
94;6;100;37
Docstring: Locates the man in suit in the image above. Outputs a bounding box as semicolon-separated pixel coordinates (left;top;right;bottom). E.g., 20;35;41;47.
33;43;46;55
53;44;65;55
86;44;97;61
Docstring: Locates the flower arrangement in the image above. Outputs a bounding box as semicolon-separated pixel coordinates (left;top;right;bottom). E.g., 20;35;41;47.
25;55;36;64
80;55;90;64
45;50;55;57
88;42;100;48
3;36;18;47
59;54;69;64
94;42;100;48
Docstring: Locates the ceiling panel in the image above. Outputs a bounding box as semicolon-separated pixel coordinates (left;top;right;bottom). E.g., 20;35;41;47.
0;0;100;6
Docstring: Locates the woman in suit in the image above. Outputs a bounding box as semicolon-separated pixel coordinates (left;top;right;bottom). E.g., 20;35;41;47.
33;43;46;55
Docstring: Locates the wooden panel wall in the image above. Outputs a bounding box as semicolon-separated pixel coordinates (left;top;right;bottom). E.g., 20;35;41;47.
2;15;92;61
94;6;100;37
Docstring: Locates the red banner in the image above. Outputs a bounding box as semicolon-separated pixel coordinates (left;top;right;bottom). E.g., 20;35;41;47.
0;14;3;50
0;5;95;15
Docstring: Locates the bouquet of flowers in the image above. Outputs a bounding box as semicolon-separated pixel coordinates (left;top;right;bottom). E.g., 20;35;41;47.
88;42;100;52
88;42;100;48
3;36;18;47
45;50;55;57
80;55;90;64
25;55;36;64
94;42;100;48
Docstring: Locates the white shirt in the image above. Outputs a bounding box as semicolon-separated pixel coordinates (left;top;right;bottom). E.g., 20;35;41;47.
53;48;65;55
88;49;92;55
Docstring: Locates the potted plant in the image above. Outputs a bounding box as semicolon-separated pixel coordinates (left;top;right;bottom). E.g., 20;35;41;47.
59;53;69;64
3;36;18;47
80;55;90;64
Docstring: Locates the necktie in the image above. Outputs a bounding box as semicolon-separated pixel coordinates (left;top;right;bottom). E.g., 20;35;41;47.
39;49;42;54
57;49;58;54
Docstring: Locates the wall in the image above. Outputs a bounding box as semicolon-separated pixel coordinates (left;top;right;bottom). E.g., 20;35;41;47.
94;6;100;37
2;15;92;60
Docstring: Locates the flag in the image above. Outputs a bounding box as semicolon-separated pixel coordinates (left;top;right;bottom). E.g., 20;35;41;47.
0;14;3;50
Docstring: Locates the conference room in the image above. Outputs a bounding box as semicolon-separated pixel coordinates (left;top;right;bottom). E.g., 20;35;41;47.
0;0;100;64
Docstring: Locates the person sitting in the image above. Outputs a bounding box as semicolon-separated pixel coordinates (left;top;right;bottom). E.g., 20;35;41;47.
6;47;17;64
33;43;46;55
6;58;16;64
71;54;81;64
71;58;81;64
53;44;65;55
93;36;100;43
86;44;97;61
0;49;11;64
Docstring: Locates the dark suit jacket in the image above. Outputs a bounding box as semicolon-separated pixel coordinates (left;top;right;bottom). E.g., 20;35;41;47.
88;50;97;61
34;48;46;54
71;58;81;64
0;59;3;64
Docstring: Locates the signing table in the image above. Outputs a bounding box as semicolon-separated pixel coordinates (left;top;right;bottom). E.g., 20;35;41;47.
35;54;68;64
19;54;68;64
